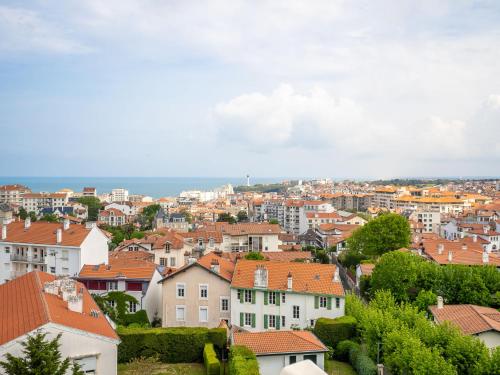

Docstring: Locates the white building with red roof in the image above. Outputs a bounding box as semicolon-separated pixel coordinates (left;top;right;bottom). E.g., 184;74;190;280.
0;271;120;374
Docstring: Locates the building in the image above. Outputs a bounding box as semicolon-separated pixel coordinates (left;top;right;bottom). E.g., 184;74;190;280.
372;187;399;209
355;263;375;287
154;209;189;232
230;260;345;331
159;252;234;328
0;184;31;205
429;298;500;349
0;219;109;284
111;188;129;202
78;259;163;322
0;271;120;374
98;208;127;226
330;194;373;212
394;196;470;215
82;187;97;197
232;330;328;375
249;200;308;235
409;210;441;234
211;223;281;252
306;212;342;229
0;203;13;225
22;193;68;214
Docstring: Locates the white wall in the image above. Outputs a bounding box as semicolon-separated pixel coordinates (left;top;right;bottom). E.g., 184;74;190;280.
80;227;109;267
258;353;325;375
143;269;163;322
477;331;500;349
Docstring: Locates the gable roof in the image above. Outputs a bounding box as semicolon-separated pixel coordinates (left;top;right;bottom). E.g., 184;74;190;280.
0;271;119;346
429;304;500;335
78;260;157;280
231;260;344;296
232;330;327;355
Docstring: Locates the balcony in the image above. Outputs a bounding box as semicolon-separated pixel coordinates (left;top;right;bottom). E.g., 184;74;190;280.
10;254;46;264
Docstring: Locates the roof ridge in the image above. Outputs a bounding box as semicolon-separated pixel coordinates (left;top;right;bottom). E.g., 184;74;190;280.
469;304;497;330
34;271;52;324
291;331;324;349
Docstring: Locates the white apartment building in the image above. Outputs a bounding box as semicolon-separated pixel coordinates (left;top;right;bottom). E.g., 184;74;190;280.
0;184;31;205
22;193;68;214
249;200;308;235
230;260;345;331
111;188;129;202
98;208;127;226
213;223;281;252
372;187;399;209
395;196;470;215
0;219;109;284
409;210;441;234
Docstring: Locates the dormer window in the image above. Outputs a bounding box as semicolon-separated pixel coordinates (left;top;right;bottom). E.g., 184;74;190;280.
165;243;171;253
198;238;204;247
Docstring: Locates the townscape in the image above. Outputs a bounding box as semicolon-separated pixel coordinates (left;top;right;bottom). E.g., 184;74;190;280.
0;179;499;375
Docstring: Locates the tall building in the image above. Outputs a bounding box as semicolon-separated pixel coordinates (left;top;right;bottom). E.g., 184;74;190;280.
111;188;129;202
0;184;31;205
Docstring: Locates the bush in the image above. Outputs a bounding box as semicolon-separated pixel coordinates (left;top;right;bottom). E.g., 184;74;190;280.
229;346;259;375
335;340;360;362
123;310;150;326
349;345;377;375
203;343;220;375
117;327;227;363
313;316;357;348
208;328;227;350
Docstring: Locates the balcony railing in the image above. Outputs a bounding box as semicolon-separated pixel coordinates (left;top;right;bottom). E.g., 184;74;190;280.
10;254;46;264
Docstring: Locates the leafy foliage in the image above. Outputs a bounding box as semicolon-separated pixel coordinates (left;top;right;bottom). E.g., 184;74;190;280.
40;213;59;222
92;291;149;326
314;316;357;348
203;343;220;375
245;252;265;260
335;340;360;362
217;212;236;224
228;346;259;375
77;196;101;221
237;210;248;222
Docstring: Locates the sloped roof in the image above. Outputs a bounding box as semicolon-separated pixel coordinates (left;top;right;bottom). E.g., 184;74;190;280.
429;304;500;335
79;260;156;280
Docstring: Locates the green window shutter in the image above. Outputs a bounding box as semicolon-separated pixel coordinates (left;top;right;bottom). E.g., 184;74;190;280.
264;291;268;305
276;292;280;306
276;315;281;330
240;312;244;326
264;314;268;329
239;290;243;303
327;297;332;310
251;313;256;328
314;295;319;309
252;290;256;304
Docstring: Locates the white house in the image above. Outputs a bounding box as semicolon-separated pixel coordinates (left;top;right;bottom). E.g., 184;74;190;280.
0;219;109;284
98;208;127;226
230;260;345;331
232;330;328;375
0;271;120;375
212;223;282;252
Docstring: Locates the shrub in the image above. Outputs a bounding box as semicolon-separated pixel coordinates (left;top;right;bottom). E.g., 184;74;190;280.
335;340;360;362
229;346;259;375
313;316;357;348
117;327;227;363
349;345;377;375
123;310;150;326
208;328;227;350
203;343;220;375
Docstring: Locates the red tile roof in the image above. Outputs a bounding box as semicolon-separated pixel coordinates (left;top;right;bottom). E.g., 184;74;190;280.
0;271;118;346
161;252;235;283
233;330;327;355
232;260;344;296
429;304;500;335
79;261;156;280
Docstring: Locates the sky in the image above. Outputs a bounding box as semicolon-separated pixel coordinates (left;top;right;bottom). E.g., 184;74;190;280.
0;0;499;178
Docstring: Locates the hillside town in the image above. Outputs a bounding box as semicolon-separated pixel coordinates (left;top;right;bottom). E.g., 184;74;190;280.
0;179;499;375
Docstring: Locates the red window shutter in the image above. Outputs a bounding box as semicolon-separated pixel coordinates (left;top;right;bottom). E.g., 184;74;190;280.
126;282;142;291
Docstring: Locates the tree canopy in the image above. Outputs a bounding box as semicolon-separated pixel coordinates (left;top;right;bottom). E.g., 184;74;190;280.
217;212;236;224
76;196;101;221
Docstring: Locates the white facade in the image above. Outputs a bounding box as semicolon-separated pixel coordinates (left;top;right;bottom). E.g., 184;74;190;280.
220;233;280;253
22;194;68;214
111;189;129;203
0;323;119;375
260;354;325;375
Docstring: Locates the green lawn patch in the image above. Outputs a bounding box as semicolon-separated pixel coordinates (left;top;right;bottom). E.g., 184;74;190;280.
325;360;357;375
118;362;206;375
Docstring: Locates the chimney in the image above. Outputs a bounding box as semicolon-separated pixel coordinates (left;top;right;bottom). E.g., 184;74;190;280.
254;265;268;288
473;234;477;242
68;294;83;313
287;272;293;290
448;251;453;262
333;267;340;282
437;296;444;309
483;251;489;264
461;244;467;251
483;226;488;234
1;225;6;240
85;221;96;229
56;228;62;244
188;257;197;264
437;243;444;255
459;231;464;239
210;258;220;274
63;218;70;230
25;217;31;229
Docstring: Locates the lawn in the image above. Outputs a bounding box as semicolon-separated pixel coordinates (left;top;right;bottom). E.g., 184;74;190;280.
325;360;357;375
118;362;206;375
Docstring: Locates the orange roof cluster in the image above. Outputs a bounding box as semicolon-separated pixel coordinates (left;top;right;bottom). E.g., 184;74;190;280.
306;212;342;219
396;196;465;204
0;271;118;346
79;260;156;280
232;260;344;296
109;250;155;262
179;229;223;243
98;208;126;217
232;330;327;355
204;222;281;236
1;221;92;246
429;304;500;335
23;193;67;199
318;223;360;232
0;184;30;192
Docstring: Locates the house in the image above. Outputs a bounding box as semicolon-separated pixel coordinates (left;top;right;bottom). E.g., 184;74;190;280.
154;209;189;232
22;193;68;214
306;212;342;229
409;210;441;234
82;187;97;197
312;223;360;250
0;219;109;284
0;203;13;225
98;208;127;226
159;252;235;328
232;330;328;375
179;229;223;253
0;271;120;374
78;259;163;322
429;297;500;349
0;184;31;205
230;260;345;331
355;263;375;287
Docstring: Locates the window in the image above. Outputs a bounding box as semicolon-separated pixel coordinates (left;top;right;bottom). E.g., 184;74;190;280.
74;356;97;375
269;315;276;328
336;297;340;308
165;243;171;253
310;319;315;327
237;289;241;301
170;257;176;267
281;316;286;328
293;305;300;319
304;354;317;364
108;281;118;291
176;306;185;321
129;301;137;313
4;247;10;254
160;257;167;266
282;293;286;304
244;290;253;303
176;283;185;298
109;300;115;308
220;297;229;312
244;313;253;327
209;238;215;247
319;296;327;308
199;284;208;299
50;267;56;274
199;306;208;322
289;356;297;364
268;291;276;305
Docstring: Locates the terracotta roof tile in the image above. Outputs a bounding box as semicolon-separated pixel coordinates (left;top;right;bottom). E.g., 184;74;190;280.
429;304;500;335
79;261;156;280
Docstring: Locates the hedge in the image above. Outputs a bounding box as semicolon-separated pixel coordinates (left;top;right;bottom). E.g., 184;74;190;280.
117;327;227;363
203;343;221;375
123;310;149;326
313;316;357;348
229;345;259;375
349;345;377;375
335;340;360;362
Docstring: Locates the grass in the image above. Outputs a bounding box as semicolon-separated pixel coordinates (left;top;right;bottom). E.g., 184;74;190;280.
325;360;357;375
118;363;206;375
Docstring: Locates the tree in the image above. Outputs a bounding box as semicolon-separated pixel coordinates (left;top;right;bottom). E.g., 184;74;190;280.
139;204;161;229
245;252;265;260
18;207;28;220
40;213;59;223
346;213;411;257
268;219;279;225
237;210;249;222
414;290;437;312
77;197;101;221
0;331;84;375
313;249;330;264
217;212;236;224
28;211;37;222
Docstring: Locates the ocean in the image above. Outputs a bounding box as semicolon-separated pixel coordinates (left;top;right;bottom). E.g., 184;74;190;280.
0;177;288;198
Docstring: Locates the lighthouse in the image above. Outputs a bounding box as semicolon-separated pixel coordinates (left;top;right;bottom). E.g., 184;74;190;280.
246;174;250;187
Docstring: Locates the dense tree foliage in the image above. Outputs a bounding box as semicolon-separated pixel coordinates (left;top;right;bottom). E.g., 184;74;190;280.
217;212;236;224
245;252;265;260
40;213;59;222
76;196;102;221
139;204;161;229
100;223;145;246
237;210;248;222
268;218;279;225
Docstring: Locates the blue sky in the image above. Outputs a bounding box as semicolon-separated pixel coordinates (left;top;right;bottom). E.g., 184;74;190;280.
1;1;499;178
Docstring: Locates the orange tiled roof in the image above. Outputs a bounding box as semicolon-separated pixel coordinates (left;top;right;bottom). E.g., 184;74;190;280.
306;212;342;219
79;261;156;280
231;260;344;296
429;304;500;335
318;223;360;232
233;330;327;355
0;271;118;346
179;230;223;244
23;193;66;199
1;221;92;246
202;222;281;236
197;252;235;281
98;208;126;217
359;263;375;276
109;250;155;262
0;184;30;192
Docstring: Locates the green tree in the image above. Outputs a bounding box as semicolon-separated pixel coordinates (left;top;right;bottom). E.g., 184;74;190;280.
237;210;249;222
0;331;84;375
217;212;236;224
268;218;279;225
139;204;161;229
28;211;37;222
18;207;28;220
77;197;101;221
40;213;59;223
346;213;411;257
245;252;265;260
313;249;330;264
414;290;437;312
